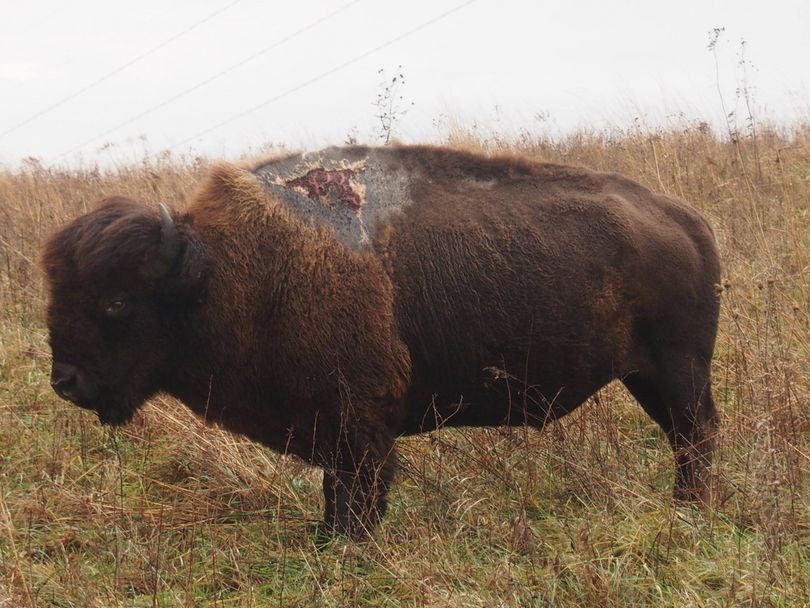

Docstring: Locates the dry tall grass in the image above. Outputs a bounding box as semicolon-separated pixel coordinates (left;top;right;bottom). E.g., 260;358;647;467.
0;124;808;607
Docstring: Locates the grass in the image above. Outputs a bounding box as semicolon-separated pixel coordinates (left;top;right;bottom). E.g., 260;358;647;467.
0;122;808;606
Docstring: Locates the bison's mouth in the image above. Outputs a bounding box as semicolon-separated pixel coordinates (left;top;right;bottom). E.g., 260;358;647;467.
69;391;143;427
50;361;152;427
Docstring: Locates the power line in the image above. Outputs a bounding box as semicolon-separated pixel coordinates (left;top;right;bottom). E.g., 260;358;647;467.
56;0;363;160
171;0;479;151
0;0;243;141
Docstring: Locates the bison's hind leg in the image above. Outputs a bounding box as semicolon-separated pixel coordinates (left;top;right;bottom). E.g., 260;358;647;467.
622;358;718;505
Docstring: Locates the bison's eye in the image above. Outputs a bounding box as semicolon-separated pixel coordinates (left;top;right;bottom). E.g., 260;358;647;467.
104;296;130;318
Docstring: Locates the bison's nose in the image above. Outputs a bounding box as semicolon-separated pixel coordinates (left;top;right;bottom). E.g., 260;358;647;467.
50;362;82;402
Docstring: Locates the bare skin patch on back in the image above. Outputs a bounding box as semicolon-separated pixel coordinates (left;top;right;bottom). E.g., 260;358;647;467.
284;168;364;210
252;148;412;249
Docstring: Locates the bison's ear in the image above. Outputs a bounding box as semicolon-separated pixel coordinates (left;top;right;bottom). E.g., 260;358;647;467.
140;203;182;279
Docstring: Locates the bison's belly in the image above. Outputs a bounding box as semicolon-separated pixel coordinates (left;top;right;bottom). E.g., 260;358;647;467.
398;320;622;434
394;268;631;434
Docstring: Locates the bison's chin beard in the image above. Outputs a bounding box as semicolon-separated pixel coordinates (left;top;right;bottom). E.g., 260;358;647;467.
93;394;147;427
97;404;138;427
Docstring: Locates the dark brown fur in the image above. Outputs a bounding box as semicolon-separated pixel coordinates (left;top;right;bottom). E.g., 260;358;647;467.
42;145;721;538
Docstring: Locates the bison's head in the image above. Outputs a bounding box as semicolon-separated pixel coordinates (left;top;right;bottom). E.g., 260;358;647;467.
42;197;206;425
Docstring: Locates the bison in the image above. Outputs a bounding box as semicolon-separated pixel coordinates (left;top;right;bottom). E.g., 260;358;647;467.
42;145;720;538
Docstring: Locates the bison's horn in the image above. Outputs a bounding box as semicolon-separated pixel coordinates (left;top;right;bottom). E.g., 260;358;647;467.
142;202;182;278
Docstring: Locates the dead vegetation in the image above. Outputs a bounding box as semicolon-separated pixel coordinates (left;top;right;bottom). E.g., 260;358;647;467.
0;123;808;606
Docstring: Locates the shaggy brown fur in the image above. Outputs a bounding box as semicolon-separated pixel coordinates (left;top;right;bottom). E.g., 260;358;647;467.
42;145;721;538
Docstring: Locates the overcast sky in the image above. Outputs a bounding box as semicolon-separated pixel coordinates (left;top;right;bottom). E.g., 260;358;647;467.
1;0;808;168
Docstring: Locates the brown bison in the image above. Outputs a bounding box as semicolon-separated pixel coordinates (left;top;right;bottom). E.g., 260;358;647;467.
42;145;720;538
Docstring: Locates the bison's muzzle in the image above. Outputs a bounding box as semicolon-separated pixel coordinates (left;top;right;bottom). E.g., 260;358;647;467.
50;362;133;426
50;361;87;404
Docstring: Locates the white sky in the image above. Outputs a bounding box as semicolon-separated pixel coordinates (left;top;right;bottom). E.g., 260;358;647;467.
0;0;808;168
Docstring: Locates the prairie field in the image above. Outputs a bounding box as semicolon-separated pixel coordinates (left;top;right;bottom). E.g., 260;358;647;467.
0;124;808;607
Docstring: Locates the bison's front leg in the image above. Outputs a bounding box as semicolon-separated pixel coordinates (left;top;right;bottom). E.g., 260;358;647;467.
321;434;397;539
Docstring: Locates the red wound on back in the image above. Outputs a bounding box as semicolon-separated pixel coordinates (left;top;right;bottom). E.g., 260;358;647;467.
285;168;362;211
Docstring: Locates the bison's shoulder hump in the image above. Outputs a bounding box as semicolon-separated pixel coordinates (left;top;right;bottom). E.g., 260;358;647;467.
250;147;413;249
